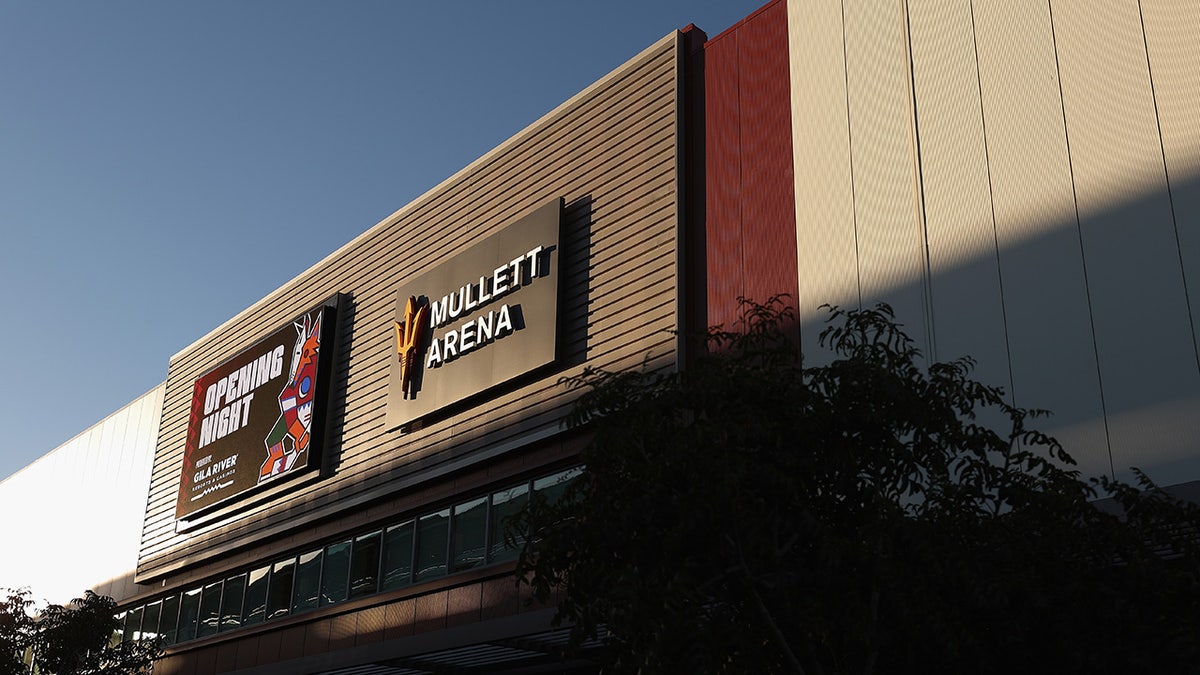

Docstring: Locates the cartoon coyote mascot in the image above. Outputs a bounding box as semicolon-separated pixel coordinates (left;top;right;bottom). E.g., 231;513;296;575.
259;312;320;482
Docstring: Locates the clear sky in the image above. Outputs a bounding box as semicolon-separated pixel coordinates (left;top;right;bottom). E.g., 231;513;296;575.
0;1;766;482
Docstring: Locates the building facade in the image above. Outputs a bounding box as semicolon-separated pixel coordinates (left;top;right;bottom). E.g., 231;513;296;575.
3;1;1197;673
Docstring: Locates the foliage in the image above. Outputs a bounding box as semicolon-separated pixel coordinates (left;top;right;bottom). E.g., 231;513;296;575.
0;589;159;675
512;297;1200;674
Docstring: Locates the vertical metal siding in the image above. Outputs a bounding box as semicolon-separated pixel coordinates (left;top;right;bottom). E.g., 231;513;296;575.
704;0;798;333
787;0;860;356
704;28;746;331
1141;1;1200;374
737;2;800;317
1052;0;1200;481
842;0;931;356
970;0;1112;477
907;0;1011;395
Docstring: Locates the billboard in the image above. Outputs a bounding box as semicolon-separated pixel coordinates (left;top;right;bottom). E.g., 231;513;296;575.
176;298;340;519
384;197;561;429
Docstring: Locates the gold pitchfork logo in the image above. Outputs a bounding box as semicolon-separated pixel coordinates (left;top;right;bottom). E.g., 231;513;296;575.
394;296;429;399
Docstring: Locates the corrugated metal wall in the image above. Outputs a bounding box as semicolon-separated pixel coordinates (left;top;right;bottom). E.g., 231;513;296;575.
0;385;163;605
704;1;799;333
786;0;1200;483
138;34;683;582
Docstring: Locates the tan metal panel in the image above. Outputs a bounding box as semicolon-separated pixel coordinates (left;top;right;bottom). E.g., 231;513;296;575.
907;0;1011;393
1141;0;1200;369
137;34;682;580
787;0;861;356
1053;0;1200;482
971;0;1109;477
841;0;932;356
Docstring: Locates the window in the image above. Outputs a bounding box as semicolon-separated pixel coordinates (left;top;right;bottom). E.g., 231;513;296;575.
349;531;382;599
176;588;202;643
533;466;582;504
160;594;180;645
196;582;223;639
121;607;141;643
292;549;322;612
489;482;529;562
451;497;487;572
119;466;585;646
416;509;450;582
382;521;414;591
141;601;162;642
321;540;351;605
242;565;269;626
266;558;295;620
220;574;246;632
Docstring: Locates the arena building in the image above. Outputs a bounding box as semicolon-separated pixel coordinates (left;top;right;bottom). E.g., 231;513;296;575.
2;1;1197;672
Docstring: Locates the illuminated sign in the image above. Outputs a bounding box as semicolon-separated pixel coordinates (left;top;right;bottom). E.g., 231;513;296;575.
176;298;340;519
385;197;561;429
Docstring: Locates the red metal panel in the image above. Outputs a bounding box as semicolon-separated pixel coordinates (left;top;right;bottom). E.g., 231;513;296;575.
737;1;798;316
706;26;745;331
704;0;798;331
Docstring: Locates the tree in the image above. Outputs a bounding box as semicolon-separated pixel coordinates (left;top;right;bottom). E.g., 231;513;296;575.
512;298;1200;674
0;589;159;675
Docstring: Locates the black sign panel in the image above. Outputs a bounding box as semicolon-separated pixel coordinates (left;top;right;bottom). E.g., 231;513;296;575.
176;299;338;519
385;198;561;429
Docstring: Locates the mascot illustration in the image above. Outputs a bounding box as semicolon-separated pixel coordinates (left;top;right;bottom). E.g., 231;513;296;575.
260;312;321;481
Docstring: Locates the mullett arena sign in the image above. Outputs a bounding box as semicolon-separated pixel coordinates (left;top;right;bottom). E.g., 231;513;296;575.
385;197;561;429
176;298;339;519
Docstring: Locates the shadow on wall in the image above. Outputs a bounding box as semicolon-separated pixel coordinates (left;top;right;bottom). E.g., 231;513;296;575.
795;170;1200;487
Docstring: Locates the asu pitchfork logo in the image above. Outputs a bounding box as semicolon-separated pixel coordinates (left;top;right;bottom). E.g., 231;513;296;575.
394;296;430;399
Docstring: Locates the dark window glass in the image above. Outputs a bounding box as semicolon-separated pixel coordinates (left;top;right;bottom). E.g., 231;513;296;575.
451;497;487;572
267;558;295;620
533;466;582;505
159;594;180;646
122;605;143;643
219;573;246;632
321;541;351;605
242;565;269;626
416;509;450;582
196;582;222;639
349;531;382;599
489;483;529;562
292;549;322;612
141;601;162;642
381;521;414;590
113;611;127;646
177;589;202;643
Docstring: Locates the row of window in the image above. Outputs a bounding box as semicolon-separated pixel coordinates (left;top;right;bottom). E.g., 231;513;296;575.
116;467;581;647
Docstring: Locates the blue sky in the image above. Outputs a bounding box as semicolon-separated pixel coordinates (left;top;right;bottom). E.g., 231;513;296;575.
0;1;766;481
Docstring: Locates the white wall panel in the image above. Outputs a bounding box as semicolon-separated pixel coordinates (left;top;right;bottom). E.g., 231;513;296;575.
0;385;163;605
972;0;1110;477
907;0;1011;395
842;0;932;357
1142;0;1200;377
787;0;860;356
1052;0;1200;483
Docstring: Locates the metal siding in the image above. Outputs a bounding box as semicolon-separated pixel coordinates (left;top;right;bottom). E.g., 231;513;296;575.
907;0;1011;394
842;0;931;356
1053;0;1200;482
705;28;745;331
0;385;163;605
737;1;799;318
138;36;681;580
971;0;1110;477
787;0;860;356
1142;0;1200;383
